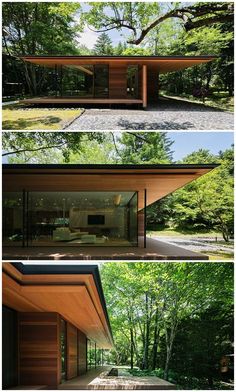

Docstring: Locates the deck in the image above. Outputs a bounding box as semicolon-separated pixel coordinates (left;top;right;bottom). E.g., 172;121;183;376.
19;97;144;106
3;237;208;260
58;367;176;390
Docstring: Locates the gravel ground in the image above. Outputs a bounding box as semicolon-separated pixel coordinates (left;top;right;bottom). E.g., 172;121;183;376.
150;235;234;255
66;98;234;130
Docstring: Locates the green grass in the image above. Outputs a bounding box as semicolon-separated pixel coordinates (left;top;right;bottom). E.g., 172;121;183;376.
2;104;83;130
162;92;234;112
147;228;223;238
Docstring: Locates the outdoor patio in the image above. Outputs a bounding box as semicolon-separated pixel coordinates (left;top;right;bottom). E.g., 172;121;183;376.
2;237;208;260
58;367;176;390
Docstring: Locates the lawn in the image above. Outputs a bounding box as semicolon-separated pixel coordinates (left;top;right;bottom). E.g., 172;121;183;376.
2;105;83;130
162;91;234;112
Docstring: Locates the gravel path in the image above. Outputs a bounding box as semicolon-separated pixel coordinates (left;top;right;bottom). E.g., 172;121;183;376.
150;235;234;255
66;98;234;130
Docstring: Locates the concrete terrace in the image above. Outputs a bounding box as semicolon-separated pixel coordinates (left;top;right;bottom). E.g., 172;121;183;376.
3;237;208;260
58;367;176;390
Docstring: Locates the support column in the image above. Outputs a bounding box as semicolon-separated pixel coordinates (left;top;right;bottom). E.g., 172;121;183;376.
142;65;147;108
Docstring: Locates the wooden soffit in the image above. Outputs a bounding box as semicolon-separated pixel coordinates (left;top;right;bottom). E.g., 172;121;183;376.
21;55;216;74
3;165;218;210
2;263;113;349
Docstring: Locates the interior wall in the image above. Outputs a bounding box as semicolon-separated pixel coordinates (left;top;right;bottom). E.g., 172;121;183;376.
18;312;60;387
67;322;78;380
78;330;87;375
2;306;18;389
69;207;126;237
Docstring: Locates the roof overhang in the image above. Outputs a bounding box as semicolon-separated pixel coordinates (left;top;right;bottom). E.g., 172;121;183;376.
2;262;113;349
20;55;217;74
2;164;219;210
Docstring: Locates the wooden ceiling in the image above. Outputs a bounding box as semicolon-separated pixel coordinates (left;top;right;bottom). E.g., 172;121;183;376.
3;165;218;210
21;56;216;74
2;263;113;349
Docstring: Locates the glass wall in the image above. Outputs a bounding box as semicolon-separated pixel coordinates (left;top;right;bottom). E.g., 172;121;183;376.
61;319;67;382
87;340;96;370
128;192;138;245
59;65;108;97
2;192;23;246
3;191;138;247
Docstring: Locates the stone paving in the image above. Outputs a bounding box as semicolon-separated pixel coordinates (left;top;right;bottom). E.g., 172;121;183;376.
66;97;234;130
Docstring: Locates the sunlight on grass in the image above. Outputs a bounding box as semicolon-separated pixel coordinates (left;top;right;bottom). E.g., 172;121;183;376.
2;106;82;130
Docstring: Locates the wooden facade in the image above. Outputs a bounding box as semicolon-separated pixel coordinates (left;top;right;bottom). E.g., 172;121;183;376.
2;263;113;389
20;55;216;108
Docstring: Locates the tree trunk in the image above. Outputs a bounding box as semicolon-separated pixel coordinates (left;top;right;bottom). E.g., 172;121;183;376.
130;327;134;369
152;307;160;370
141;293;150;370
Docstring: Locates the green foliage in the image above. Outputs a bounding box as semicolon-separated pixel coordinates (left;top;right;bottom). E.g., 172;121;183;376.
93;32;113;55
171;147;234;241
2;132;106;163
117;132;173;164
100;262;234;387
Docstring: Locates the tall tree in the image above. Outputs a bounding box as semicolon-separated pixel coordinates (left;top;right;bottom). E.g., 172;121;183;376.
2;2;82;94
117;132;173;164
93;32;114;55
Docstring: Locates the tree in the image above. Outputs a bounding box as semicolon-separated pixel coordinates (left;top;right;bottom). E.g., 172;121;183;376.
2;132;106;163
83;2;233;45
100;262;234;387
117;132;173;164
93;32;114;55
172;148;234;241
2;2;82;94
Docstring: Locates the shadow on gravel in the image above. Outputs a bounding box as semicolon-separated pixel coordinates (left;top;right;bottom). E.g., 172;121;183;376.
117;119;195;130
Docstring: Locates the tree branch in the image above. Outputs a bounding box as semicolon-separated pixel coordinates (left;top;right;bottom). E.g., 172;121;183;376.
2;142;66;156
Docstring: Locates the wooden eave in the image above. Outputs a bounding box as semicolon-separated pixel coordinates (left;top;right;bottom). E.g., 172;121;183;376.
2;263;113;349
20;55;217;74
3;164;219;210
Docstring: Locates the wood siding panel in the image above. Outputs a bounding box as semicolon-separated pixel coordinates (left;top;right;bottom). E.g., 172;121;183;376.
109;65;127;98
78;330;87;375
67;322;78;380
18;312;60;387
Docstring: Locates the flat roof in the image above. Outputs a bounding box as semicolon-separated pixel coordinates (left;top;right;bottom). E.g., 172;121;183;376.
21;55;217;74
3;164;219;209
2;262;113;348
3;163;219;170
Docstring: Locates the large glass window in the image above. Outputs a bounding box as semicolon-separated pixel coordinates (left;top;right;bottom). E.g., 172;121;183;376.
59;64;108;97
28;191;138;247
3;191;138;247
2;192;23;246
87;340;96;370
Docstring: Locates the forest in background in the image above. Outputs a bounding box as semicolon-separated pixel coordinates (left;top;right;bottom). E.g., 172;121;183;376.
2;131;234;243
2;2;234;109
100;262;234;389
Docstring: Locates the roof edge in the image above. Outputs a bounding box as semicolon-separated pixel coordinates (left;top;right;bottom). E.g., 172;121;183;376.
3;163;220;170
10;262;114;344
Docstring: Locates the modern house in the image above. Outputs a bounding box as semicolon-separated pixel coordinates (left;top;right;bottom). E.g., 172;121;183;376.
2;164;218;258
19;55;216;108
2;262;113;389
